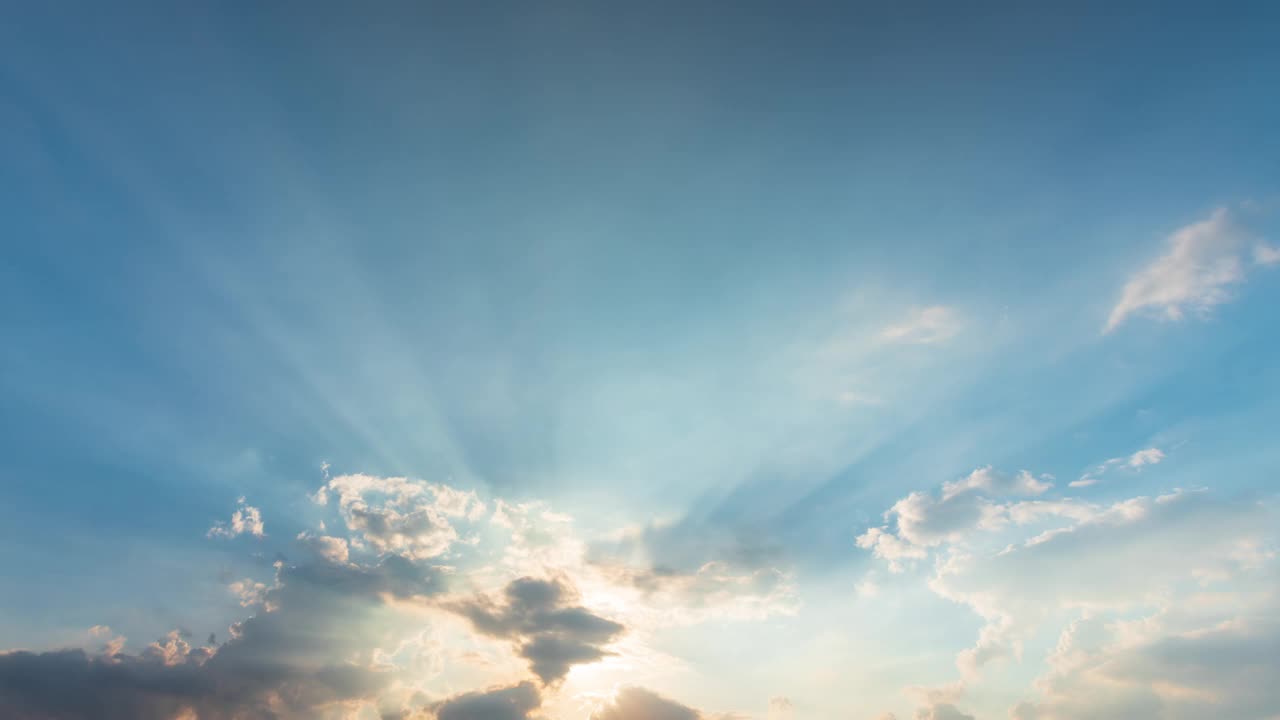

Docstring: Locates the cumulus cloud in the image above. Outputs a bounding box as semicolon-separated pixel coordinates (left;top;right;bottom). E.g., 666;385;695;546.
207;497;265;539
1070;447;1165;488
591;687;702;720
860;463;1279;718
313;473;484;560
1105;208;1274;332
879;306;962;345
856;466;1052;571
448;576;625;685
296;531;350;564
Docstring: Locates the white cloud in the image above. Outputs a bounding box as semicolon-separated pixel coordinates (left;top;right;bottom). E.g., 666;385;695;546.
226;578;269;608
1071;447;1165;488
1105;208;1273;332
296;531;351;564
859;466;1279;719
879;306;962;345
206;496;265;539
1126;447;1165;467
1254;243;1280;266
856;467;1053;571
312;473;484;560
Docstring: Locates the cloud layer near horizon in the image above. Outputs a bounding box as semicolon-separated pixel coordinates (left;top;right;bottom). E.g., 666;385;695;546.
0;473;785;720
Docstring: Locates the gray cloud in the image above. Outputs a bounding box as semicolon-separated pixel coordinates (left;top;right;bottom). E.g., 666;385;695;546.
448;577;624;685
0;554;447;720
434;682;542;720
590;687;702;720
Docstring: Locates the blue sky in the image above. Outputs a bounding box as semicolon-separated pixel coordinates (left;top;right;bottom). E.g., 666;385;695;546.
2;3;1279;719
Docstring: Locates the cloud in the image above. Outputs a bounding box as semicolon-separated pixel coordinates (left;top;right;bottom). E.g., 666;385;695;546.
1070;447;1165;488
914;704;974;720
903;684;976;720
432;681;543;720
1010;608;1280;720
447;576;625;685
938;490;1272;678
1105;208;1274;332
1126;447;1165;467
879;306;962;345
591;687;702;720
0;545;449;720
860;464;1279;718
1;473;808;719
856;467;1052;571
313;474;484;560
1255;243;1280;266
207;497;265;539
296;531;350;564
767;696;794;720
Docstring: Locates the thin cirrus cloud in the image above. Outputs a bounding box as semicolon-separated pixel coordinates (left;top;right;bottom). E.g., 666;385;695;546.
1104;208;1278;333
878;306;963;345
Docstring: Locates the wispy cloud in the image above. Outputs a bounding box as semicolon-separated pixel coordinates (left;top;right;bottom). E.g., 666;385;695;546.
1105;208;1275;333
879;306;963;345
1070;447;1165;488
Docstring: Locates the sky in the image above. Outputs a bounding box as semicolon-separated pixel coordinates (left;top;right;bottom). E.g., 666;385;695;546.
2;2;1279;719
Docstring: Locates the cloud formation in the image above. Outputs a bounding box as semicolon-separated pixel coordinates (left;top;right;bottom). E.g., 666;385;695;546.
207;496;265;539
1;519;450;718
314;474;484;560
1070;447;1165;488
590;687;702;720
879;306;962;345
856;466;1053;571
1105;208;1275;332
859;464;1280;718
432;681;543;720
448;576;626;685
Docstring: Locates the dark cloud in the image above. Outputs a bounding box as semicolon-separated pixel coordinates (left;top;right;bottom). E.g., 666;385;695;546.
590;687;702;720
0;555;447;720
449;577;624;684
0;648;208;720
434;682;542;720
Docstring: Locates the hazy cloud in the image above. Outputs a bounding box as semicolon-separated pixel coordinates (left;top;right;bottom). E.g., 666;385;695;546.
879;306;962;345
